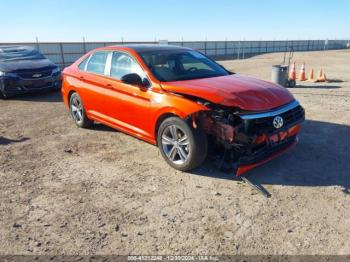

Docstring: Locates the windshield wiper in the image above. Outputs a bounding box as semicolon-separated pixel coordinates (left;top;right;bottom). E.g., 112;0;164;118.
175;74;223;81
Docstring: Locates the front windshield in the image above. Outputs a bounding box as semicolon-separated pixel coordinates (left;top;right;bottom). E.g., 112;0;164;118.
138;49;230;82
0;47;45;61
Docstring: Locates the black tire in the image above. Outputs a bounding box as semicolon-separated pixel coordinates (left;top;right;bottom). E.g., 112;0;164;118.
69;92;93;128
0;90;7;99
288;79;296;88
157;116;208;171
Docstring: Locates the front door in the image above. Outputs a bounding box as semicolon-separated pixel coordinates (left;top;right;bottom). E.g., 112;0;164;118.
103;51;152;139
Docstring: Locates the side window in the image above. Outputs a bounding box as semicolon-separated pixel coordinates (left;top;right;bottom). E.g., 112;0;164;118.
78;55;90;71
86;51;108;75
110;52;146;80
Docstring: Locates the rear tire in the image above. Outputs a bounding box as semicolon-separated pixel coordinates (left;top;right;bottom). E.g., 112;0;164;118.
69;92;92;128
157;117;208;171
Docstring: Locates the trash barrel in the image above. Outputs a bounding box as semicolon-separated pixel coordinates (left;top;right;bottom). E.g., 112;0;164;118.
271;65;289;86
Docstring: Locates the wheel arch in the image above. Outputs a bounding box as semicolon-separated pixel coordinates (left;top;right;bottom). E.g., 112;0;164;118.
154;112;178;145
153;104;208;145
68;90;77;105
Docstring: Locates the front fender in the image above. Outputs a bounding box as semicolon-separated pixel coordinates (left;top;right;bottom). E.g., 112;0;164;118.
150;92;209;137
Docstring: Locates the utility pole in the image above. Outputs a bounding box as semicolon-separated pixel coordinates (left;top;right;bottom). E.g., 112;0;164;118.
35;36;39;51
83;37;87;53
237;41;240;60
242;37;245;59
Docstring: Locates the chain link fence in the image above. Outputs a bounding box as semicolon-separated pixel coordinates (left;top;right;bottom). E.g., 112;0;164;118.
1;39;349;68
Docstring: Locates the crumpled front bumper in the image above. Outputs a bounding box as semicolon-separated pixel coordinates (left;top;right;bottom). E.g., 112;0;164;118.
235;124;301;176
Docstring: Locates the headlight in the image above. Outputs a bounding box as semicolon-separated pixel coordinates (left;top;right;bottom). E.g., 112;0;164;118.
0;71;17;78
52;67;61;74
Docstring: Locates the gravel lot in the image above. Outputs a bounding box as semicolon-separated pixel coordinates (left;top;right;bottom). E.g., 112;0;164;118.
0;49;349;255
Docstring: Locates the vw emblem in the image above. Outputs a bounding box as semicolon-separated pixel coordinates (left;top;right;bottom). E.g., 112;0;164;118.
32;73;42;78
273;116;284;129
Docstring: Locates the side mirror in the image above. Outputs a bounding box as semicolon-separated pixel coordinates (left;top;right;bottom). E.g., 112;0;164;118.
121;73;148;87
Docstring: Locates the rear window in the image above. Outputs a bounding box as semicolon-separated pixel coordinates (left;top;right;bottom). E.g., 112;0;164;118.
86;51;109;75
0;46;45;61
78;55;90;71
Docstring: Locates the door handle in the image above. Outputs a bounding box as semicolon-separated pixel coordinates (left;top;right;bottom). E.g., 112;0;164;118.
79;76;85;80
105;83;113;89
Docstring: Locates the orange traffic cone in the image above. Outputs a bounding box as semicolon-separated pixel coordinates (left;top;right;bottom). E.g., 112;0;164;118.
299;63;307;81
316;69;327;82
308;69;315;82
289;62;296;80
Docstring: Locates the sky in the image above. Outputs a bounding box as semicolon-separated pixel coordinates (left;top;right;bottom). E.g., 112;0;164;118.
0;0;349;42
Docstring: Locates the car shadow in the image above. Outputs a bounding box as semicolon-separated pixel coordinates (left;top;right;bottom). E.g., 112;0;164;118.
189;120;350;192
325;78;345;83
0;136;29;145
89;123;117;132
292;84;342;89
10;90;62;102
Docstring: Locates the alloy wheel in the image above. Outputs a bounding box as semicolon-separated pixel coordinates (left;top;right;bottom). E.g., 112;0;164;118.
161;125;190;165
71;96;83;123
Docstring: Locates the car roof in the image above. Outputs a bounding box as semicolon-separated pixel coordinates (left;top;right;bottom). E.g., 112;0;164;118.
0;45;35;53
115;44;191;52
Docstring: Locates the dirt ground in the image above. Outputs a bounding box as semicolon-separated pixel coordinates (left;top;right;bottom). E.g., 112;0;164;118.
0;49;349;256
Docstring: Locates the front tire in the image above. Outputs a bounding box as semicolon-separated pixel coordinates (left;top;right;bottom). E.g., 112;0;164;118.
69;92;92;128
157;117;208;171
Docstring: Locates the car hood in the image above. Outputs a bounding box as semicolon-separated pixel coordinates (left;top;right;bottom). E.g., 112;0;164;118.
0;58;56;72
161;74;295;111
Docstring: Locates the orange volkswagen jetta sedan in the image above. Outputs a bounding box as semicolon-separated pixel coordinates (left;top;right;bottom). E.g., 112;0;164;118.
62;45;304;176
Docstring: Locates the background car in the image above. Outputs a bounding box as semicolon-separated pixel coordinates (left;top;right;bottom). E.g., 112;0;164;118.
0;45;61;98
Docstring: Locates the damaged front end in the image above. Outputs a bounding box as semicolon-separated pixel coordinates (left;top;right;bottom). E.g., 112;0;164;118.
194;100;305;176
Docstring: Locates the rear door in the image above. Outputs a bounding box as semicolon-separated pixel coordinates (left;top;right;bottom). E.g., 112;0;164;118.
102;51;152;139
76;51;111;121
